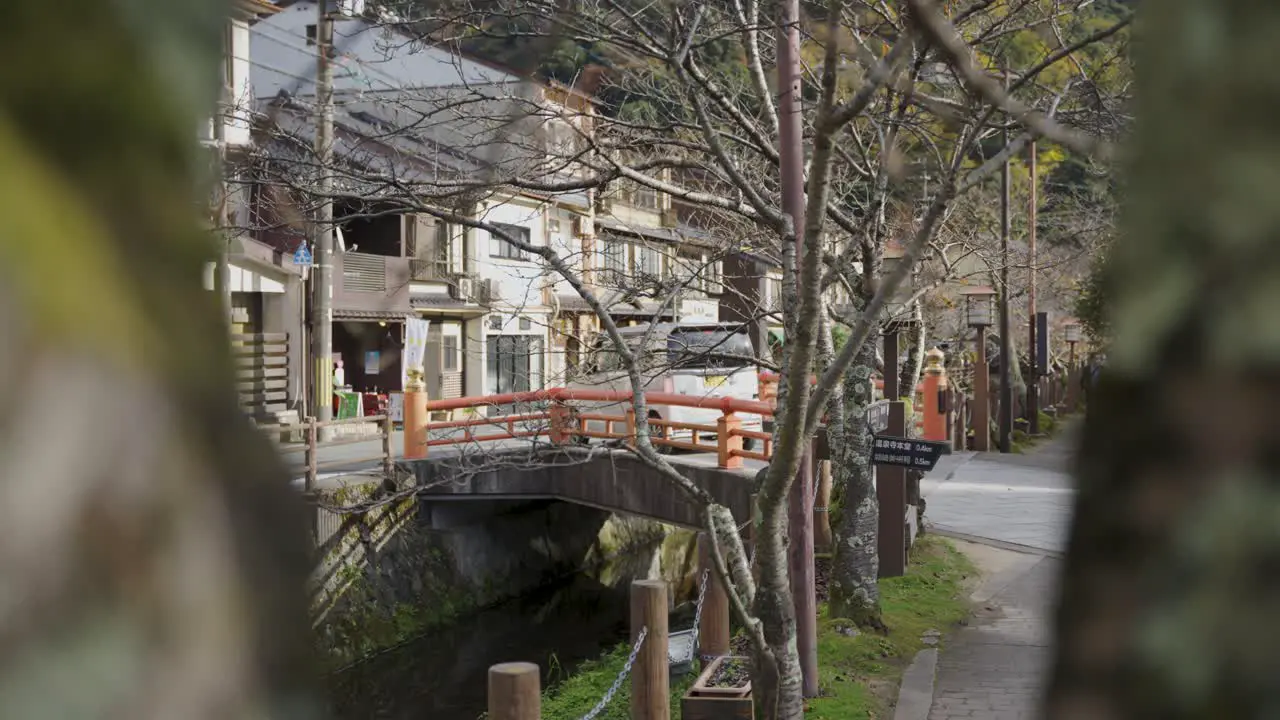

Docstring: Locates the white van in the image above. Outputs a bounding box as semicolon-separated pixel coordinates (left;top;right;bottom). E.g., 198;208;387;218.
571;322;764;449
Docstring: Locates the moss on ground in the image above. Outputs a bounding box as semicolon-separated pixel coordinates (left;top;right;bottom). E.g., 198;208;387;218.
539;643;697;720
537;536;973;719
807;535;974;718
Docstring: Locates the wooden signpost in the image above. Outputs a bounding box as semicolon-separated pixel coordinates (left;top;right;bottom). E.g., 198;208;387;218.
871;436;952;472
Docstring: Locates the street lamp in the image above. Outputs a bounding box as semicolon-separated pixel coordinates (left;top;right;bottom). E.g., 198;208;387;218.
960;287;996;451
1064;320;1082;411
880;245;913;327
964;287;996;330
1064;321;1083;345
879;244;916;400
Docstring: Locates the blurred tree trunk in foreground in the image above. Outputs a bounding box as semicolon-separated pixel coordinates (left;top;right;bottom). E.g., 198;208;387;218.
0;2;318;718
1046;2;1280;718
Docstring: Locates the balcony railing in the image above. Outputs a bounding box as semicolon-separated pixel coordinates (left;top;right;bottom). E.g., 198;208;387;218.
411;258;462;282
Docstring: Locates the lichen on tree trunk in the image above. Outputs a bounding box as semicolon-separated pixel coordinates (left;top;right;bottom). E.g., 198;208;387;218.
751;517;806;720
1045;1;1280;717
827;331;885;630
900;302;927;398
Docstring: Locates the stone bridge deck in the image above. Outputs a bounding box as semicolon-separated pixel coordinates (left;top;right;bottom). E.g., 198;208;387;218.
400;446;765;529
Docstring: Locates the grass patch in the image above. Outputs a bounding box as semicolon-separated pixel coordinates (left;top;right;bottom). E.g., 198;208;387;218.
807;535;975;719
538;536;973;720
539;644;697;720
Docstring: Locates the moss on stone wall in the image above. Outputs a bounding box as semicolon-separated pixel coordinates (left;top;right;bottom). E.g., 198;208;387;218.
311;491;703;671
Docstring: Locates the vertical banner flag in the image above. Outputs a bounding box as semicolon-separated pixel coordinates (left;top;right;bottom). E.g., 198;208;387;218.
402;316;431;389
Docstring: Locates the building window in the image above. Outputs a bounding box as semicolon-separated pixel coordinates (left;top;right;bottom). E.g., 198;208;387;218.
545;119;580;159
675;250;699;288
442;335;459;372
491;223;531;261
602;239;627;278
635;243;664;278
626;181;660;210
519;316;532;331
548;218;561;233
489;314;504;331
768;276;784;308
705;259;723;294
487;335;544;395
434;221;463;273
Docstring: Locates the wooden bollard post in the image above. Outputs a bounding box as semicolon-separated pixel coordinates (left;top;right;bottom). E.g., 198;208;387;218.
631;580;670;720
487;662;540;720
696;534;731;660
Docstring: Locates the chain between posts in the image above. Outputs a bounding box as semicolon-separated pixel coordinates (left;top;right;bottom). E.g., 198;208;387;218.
689;568;710;663
578;626;647;720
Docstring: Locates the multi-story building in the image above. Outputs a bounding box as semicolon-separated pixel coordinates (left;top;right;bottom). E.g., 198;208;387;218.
248;0;594;413
202;0;309;428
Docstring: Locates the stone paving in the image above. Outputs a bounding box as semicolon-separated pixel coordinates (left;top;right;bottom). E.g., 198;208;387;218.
921;429;1076;554
926;552;1059;720
920;426;1077;720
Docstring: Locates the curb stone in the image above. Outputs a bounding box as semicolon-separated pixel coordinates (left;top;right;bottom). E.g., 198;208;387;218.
892;648;938;720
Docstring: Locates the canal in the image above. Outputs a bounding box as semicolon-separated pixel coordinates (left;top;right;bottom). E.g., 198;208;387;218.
327;539;694;719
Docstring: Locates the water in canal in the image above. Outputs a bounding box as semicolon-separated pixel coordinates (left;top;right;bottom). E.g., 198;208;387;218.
327;540;693;719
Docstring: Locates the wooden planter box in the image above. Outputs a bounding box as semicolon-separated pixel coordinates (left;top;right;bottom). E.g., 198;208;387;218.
680;655;754;720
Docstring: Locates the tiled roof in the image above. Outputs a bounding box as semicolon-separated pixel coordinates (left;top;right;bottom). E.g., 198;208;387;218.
333;309;409;321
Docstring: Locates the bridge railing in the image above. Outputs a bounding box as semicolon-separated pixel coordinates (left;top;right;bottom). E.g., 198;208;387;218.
408;388;776;469
275;414;395;494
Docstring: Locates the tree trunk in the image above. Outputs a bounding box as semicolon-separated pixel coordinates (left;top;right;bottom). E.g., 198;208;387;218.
827;332;886;631
1045;1;1280;716
815;309;840;550
752;514;806;720
900;302;926;399
0;2;318;716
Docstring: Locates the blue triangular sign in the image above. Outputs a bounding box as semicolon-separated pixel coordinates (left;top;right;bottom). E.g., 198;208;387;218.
293;243;313;266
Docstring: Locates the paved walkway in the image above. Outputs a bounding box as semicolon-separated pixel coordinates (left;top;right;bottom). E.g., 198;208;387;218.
921;428;1076;554
919;426;1077;720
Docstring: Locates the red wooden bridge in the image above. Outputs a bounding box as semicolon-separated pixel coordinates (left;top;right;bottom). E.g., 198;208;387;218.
408;387;777;469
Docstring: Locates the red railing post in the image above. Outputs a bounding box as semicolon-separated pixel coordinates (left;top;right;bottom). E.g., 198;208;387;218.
717;411;743;469
404;382;429;459
625;408;637;447
548;400;570;445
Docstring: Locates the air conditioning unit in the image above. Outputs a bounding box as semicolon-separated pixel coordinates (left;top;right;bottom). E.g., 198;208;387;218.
450;275;474;301
476;278;497;305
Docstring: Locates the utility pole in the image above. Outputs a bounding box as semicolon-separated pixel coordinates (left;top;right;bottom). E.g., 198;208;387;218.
214;23;233;327
1027;139;1039;434
311;0;336;435
998;72;1013;454
778;0;819;698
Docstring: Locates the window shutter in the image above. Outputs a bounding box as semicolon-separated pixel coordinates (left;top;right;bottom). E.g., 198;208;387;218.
405;213;437;260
